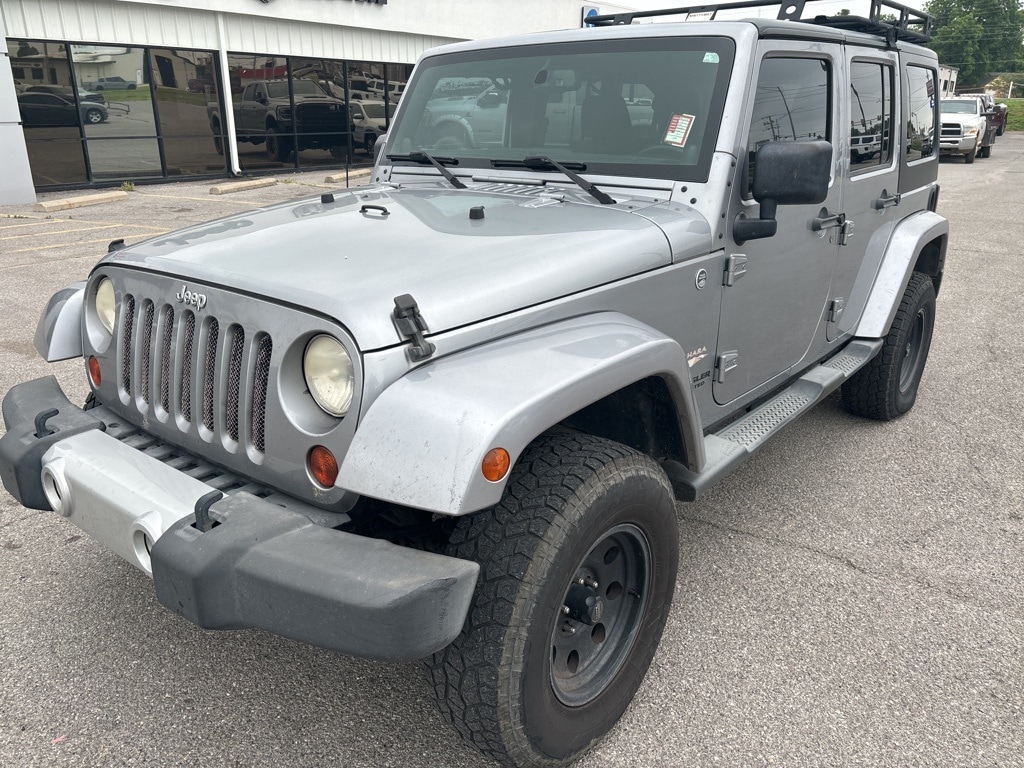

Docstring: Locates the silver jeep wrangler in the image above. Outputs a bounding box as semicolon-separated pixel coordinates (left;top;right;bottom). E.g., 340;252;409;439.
0;2;947;765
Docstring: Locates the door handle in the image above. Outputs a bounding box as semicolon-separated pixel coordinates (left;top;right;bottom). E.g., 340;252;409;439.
812;210;846;231
872;190;901;209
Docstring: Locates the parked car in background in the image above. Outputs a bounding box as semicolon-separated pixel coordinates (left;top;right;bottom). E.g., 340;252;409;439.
81;76;137;91
367;78;405;103
17;92;108;125
349;99;389;153
939;96;995;162
978;93;1008;136
207;78;348;161
25;84;106;104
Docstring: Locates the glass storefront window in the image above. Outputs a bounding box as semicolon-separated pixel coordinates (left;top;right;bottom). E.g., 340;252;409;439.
225;54;293;170
149;48;227;176
10;39;89;186
9;37;400;188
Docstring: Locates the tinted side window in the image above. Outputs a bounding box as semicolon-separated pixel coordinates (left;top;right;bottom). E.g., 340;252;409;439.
849;61;893;173
905;65;936;162
746;57;831;194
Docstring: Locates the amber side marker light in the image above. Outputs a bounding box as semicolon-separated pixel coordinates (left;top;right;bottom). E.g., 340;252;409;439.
482;448;511;482
308;445;339;488
87;356;102;387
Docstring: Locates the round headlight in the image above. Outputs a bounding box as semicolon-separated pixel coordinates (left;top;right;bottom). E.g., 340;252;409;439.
303;335;354;417
95;277;116;334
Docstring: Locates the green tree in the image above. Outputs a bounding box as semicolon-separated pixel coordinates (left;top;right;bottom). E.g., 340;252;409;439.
925;0;1024;86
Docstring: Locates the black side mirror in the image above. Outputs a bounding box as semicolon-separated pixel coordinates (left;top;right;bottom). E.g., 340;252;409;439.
477;91;501;108
733;140;832;244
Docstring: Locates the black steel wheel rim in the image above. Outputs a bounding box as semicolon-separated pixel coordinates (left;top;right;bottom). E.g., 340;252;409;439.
899;308;927;392
549;522;652;707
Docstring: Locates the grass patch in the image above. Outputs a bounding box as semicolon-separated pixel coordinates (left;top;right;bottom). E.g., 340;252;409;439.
1003;98;1024;132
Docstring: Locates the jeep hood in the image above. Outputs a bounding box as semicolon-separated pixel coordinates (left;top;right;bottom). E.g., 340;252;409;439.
104;184;711;350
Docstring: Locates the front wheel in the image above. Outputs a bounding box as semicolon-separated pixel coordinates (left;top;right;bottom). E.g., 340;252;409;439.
429;431;679;767
84;108;104;124
265;126;292;162
965;143;977;163
842;272;936;421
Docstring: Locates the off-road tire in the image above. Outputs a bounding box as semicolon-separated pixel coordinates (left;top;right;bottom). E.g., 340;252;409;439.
212;122;224;156
428;430;679;767
265;126;292;162
842;272;935;421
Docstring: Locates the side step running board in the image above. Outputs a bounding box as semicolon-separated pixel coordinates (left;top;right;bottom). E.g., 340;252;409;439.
663;339;883;502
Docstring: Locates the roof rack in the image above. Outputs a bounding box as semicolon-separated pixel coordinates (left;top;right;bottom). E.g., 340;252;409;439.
585;0;934;44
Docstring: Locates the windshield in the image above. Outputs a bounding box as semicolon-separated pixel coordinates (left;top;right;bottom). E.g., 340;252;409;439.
363;103;387;119
942;100;979;115
267;80;330;99
388;36;735;182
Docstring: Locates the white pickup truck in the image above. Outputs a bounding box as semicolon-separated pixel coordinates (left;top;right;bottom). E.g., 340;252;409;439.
939;96;997;162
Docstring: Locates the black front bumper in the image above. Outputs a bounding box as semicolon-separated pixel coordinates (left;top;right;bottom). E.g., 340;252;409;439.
152;492;480;661
2;376;479;662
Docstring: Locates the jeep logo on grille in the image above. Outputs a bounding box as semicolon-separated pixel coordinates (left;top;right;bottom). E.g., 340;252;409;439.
175;285;208;311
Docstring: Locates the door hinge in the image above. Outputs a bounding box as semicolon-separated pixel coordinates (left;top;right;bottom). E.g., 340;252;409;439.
715;351;739;383
839;219;855;246
392;293;436;362
723;254;748;287
829;298;845;323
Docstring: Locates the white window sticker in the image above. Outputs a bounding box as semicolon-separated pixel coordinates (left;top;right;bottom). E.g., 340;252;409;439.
664;114;696;147
703;52;720;64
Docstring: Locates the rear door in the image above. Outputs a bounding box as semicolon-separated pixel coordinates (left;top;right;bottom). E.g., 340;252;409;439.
828;50;900;342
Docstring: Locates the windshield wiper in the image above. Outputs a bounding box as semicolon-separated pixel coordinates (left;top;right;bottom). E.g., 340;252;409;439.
388;151;466;189
494;156;614;205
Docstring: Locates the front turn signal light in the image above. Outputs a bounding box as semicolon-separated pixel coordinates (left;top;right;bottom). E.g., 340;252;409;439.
88;356;102;387
482;448;510;482
308;445;339;488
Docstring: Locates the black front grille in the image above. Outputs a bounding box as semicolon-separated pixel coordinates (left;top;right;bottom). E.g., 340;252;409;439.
118;299;270;454
296;104;346;132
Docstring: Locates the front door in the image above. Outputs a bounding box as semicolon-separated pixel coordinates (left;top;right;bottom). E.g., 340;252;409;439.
714;47;841;405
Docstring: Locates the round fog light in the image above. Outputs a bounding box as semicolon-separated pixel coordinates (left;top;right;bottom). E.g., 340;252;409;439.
308;445;339;488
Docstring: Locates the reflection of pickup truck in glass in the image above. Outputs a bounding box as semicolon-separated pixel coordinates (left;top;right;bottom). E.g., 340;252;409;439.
81;76;137;91
207;79;349;162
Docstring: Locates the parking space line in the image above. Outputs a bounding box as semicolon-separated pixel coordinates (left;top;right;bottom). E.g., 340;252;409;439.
135;192;274;206
0;224;127;241
4;236;167;255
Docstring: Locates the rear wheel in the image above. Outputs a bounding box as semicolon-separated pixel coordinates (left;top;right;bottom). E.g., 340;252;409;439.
428;431;679;767
842;272;936;421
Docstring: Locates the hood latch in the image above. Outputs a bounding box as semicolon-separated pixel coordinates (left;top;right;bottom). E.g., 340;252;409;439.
393;294;436;362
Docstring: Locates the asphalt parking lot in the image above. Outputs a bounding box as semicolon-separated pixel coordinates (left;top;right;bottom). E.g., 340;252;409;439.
1;137;1023;768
